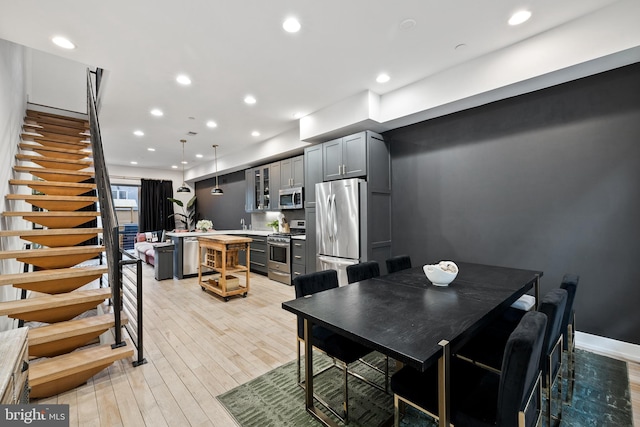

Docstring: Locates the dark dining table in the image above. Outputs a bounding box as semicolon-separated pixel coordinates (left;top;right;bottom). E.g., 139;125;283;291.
281;261;542;427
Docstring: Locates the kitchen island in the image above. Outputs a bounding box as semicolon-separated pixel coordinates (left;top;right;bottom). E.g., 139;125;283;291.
167;230;270;279
198;235;252;301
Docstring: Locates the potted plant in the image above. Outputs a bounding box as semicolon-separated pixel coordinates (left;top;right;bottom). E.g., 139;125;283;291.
168;195;197;230
266;219;279;232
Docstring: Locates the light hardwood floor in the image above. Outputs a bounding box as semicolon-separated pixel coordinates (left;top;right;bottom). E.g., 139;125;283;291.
33;263;639;426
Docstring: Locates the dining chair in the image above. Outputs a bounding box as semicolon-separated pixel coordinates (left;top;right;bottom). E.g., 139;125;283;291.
385;254;412;274
455;288;567;427
559;273;579;404
293;269;385;423
346;260;380;283
345;260;389;392
391;310;548;427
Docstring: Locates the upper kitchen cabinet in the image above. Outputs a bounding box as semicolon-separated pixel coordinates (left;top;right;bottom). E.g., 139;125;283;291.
304;145;323;208
280;155;304;188
245;162;280;212
322;132;367;181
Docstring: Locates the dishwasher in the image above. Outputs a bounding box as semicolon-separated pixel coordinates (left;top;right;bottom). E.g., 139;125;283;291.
183;237;200;276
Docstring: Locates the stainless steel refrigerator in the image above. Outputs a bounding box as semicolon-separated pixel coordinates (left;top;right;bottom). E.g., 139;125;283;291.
316;178;367;285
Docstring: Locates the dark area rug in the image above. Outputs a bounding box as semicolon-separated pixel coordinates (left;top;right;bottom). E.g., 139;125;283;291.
217;349;632;427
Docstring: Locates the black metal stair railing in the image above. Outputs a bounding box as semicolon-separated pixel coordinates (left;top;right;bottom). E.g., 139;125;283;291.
87;68;146;366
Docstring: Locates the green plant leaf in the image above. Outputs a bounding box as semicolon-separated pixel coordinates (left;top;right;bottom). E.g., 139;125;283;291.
186;195;197;209
168;197;184;207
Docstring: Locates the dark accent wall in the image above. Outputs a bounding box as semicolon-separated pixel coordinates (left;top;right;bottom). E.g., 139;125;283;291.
195;171;250;230
384;62;640;344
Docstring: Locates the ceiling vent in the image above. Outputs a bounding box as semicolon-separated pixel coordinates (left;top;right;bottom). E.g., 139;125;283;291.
187;131;198;136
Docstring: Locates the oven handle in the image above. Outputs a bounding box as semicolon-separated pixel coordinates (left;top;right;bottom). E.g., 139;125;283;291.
268;242;290;248
269;270;290;278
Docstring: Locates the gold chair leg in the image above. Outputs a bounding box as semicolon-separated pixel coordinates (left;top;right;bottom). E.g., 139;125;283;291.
394;394;400;427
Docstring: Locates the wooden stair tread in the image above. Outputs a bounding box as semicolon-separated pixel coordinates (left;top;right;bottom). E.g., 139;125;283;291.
23;123;89;138
6;194;98;202
9;179;95;188
2;211;99;217
0;245;104;260
26;111;88;127
28;313;126;346
16;154;93;167
22;137;91;150
29;340;133;385
0;288;111;317
0;228;102;238
0;266;107;287
13;166;94;182
19;143;92;156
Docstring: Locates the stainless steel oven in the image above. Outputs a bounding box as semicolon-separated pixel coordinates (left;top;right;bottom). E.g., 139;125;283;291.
267;234;291;285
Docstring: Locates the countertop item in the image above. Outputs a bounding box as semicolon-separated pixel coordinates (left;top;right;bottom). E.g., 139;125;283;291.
167;229;271;238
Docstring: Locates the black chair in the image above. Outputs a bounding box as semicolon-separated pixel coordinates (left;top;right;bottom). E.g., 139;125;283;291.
456;288;567;427
385;255;412;274
346;260;380;284
391;310;548;427
559;273;579;404
293;270;384;423
345;261;389;391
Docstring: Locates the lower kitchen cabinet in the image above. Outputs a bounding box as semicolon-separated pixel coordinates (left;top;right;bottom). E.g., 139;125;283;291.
247;234;268;274
291;238;306;279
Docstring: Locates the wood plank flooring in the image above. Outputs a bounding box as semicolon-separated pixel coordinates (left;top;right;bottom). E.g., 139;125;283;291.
32;263;640;426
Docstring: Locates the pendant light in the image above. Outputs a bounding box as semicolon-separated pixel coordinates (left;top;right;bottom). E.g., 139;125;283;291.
177;139;191;193
211;144;224;195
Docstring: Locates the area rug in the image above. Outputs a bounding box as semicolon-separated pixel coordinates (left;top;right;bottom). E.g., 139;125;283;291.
217;349;632;427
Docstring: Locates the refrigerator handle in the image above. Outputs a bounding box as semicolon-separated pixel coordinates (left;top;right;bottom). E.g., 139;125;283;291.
332;194;338;239
327;194;333;241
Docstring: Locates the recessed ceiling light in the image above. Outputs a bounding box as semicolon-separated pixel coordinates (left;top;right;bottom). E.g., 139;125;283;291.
206;120;218;128
399;19;416;31
508;10;532;26
196;154;203;158
150;109;164;116
133;130;144;136
283;17;301;33
251;131;260;137
181;161;188;165
52;36;76;49
171;165;178;169
244;95;257;105
130;161;138;165
176;74;192;85
376;73;390;83
147;148;155;152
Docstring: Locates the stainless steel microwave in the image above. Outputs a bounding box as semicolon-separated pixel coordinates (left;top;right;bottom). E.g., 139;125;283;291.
279;187;303;209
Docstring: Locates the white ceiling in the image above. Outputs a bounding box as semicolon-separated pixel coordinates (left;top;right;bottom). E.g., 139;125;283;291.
0;0;637;179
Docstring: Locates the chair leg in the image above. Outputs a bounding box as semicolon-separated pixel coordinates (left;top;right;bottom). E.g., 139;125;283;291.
394;394;400;427
343;364;349;424
567;320;576;403
297;338;301;385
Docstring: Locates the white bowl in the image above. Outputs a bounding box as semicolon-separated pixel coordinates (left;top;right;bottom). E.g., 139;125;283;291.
423;261;459;286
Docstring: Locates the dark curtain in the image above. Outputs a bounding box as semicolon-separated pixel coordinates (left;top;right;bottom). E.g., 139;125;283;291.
139;179;175;232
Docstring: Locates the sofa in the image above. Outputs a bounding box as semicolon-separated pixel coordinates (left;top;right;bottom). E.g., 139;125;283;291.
134;232;159;266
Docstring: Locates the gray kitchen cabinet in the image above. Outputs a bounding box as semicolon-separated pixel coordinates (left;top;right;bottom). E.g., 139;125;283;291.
304;207;316;274
291;238;306;279
280;155;304;188
322;131;367;181
245;169;256;212
304;145;323;208
246;163;279;212
247;234;268;274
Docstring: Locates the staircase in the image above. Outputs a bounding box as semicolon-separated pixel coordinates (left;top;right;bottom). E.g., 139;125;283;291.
0;109;133;399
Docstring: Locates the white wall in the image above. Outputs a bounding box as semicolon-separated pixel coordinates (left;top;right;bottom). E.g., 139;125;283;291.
0;38;29;331
26;48;89;114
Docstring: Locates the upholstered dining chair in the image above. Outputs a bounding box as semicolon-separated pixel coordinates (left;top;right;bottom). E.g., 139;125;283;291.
293;269;384;423
391;310;548;427
559;274;579;404
385;255;412;274
455;288;568;427
345;260;389;392
346;260;380;283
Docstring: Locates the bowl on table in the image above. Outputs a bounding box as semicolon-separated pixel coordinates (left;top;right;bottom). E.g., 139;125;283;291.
423;261;459;286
